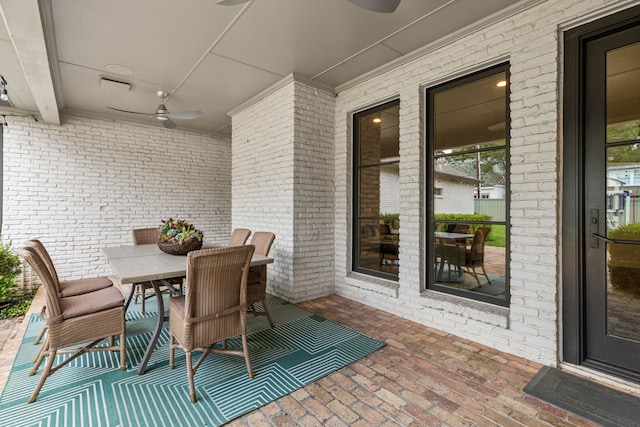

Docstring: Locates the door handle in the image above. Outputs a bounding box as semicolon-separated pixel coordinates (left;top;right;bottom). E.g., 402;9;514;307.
590;209;599;248
592;233;640;246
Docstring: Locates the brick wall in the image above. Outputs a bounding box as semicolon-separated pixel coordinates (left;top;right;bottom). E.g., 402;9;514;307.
232;83;295;299
232;79;335;302
292;82;335;301
331;0;638;365
2;113;231;286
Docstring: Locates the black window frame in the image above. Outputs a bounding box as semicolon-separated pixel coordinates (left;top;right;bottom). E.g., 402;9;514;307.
425;63;511;306
352;98;400;281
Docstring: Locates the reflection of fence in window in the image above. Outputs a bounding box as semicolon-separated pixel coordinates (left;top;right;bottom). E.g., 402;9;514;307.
474;199;506;221
607;192;640;228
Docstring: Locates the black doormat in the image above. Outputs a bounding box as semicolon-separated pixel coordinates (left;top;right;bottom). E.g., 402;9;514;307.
524;366;640;427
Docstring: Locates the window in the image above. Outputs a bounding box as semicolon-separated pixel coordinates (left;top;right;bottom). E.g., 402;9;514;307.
426;64;510;305
353;99;400;281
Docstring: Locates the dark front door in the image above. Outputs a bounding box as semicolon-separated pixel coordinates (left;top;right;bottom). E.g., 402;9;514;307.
582;24;640;379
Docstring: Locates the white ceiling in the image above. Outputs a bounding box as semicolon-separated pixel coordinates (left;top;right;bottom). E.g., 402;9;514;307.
0;0;539;136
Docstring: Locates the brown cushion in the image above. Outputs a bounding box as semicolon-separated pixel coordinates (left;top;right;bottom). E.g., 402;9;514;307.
61;286;124;319
59;276;113;297
169;295;186;315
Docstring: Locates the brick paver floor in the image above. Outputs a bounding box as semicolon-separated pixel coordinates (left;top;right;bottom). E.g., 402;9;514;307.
2;288;639;425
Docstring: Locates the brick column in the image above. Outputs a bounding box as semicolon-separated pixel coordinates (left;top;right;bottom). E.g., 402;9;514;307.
230;75;335;302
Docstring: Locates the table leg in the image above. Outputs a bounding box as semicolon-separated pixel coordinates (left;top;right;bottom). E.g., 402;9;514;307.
124;283;136;312
437;256;444;281
137;280;167;375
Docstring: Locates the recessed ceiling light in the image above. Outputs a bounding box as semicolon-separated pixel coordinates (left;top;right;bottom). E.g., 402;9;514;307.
372;118;382;123
496;80;507;87
106;64;133;75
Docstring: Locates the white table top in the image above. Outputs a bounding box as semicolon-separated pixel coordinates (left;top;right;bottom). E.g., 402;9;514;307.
434;231;474;240
102;242;273;283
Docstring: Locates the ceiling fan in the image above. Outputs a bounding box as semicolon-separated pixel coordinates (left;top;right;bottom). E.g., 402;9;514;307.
216;0;401;13
106;91;203;129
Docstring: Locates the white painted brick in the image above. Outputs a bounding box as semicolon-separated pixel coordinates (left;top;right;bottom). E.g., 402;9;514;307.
231;80;336;303
3;114;231;285
324;0;631;367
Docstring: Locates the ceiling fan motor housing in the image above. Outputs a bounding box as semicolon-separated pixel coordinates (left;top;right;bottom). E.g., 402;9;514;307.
156;104;169;120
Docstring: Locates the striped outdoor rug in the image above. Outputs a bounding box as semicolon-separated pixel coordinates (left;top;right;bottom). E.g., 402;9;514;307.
0;295;384;426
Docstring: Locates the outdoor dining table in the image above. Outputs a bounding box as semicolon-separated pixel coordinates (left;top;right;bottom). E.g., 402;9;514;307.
102;242;273;374
434;231;475;240
434;231;474;281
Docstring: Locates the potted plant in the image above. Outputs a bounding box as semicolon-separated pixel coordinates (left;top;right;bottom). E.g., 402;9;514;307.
158;218;204;255
607;223;640;294
0;237;22;309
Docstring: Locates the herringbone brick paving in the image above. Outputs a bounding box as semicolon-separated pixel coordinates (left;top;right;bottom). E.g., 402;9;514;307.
0;289;628;426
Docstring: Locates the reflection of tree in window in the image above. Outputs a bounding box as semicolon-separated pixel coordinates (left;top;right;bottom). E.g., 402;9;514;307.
428;63;510;306
353;99;400;281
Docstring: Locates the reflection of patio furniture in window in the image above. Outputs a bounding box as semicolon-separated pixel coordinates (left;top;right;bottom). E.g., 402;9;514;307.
434;231;473;281
360;224;379;256
435;242;466;281
462;227;492;286
380;241;399;264
378;223;399;265
445;223;470;234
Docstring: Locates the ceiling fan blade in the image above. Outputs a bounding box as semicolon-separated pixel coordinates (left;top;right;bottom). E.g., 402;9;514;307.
348;0;400;13
166;110;203;120
216;0;250;5
162;119;177;129
106;106;154;116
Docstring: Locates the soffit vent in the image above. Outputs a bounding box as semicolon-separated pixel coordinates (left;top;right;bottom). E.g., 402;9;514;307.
100;77;131;91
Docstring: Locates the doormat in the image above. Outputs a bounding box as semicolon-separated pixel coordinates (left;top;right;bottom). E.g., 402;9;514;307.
524;366;640;427
0;295;385;426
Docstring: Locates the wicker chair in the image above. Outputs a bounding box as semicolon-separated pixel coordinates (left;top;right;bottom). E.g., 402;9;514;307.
17;247;126;403
462;226;492;286
24;239;113;297
377;224;399;265
246;232;276;327
228;228;251;246
23;239;113;349
169;245;255;403
131;227;160;245
127;227;181;313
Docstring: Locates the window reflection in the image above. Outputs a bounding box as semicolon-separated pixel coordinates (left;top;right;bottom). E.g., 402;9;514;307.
354;100;400;280
429;65;509;305
605;41;640;341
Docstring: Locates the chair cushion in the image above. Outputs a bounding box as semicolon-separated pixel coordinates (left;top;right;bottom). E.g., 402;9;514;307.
59;276;113;297
61;286;124;319
169;295;186;315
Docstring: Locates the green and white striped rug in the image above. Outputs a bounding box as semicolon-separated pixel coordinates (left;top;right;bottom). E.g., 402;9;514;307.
0;295;384;426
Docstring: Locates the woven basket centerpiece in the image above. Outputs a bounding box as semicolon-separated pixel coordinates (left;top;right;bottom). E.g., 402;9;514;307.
157;236;203;255
158;218;204;256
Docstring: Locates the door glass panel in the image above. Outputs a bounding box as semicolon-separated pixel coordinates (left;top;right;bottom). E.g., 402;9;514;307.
606;42;640;143
605;42;640;342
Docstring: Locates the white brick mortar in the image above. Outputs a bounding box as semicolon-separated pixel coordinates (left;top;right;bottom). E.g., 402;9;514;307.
3;113;231;285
